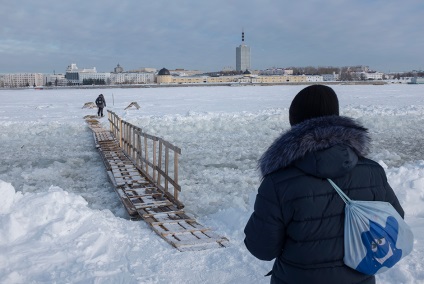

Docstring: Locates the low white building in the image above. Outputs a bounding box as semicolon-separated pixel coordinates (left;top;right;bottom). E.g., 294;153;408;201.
323;73;340;81
410;77;424;84
306;75;324;82
361;71;384;80
110;72;155;84
168;69;204;77
260;68;293;75
45;74;67;86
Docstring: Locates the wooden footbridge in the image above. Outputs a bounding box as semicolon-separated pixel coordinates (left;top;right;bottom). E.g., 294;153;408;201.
84;110;228;251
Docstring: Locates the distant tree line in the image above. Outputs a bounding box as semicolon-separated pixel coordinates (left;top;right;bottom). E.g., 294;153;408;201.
289;66;340;75
288;66;362;81
205;70;244;77
392;71;424;79
82;78;106;85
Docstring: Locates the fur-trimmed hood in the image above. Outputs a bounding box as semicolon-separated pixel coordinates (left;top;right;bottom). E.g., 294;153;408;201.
259;116;371;177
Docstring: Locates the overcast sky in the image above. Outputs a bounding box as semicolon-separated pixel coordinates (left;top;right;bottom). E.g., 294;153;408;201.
1;0;423;73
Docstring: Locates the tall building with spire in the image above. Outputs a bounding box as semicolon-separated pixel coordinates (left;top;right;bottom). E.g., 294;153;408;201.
236;30;251;72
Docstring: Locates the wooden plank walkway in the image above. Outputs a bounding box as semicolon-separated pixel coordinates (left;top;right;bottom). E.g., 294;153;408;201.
84;116;229;251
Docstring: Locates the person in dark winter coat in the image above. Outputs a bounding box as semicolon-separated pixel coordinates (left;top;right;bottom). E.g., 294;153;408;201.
95;94;106;117
244;85;404;284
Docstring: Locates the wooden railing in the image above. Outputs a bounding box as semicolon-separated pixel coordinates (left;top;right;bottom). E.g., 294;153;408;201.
108;110;182;205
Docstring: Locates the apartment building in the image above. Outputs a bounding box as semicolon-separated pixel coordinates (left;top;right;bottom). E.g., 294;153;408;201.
0;73;44;87
110;72;155;84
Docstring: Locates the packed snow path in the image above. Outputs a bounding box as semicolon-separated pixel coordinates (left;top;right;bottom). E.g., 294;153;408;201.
84;115;228;251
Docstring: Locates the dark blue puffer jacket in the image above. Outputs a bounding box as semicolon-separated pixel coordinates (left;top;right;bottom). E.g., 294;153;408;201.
244;116;404;284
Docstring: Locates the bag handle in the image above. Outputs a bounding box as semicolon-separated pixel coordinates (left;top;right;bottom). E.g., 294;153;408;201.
327;179;352;205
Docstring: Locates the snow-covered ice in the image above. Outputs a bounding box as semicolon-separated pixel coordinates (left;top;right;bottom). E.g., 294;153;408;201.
0;84;423;283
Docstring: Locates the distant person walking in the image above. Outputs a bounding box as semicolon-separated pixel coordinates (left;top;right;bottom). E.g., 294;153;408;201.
95;94;106;117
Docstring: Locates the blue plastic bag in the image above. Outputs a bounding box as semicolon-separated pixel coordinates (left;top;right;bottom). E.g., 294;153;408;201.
328;179;414;275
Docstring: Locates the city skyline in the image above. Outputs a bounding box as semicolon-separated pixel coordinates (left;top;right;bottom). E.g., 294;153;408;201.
1;1;423;74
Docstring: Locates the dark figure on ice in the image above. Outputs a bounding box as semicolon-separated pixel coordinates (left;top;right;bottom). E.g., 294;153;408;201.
95;94;106;117
244;85;404;284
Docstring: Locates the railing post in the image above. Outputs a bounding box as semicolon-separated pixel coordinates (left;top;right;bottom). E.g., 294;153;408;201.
157;140;162;187
119;117;123;148
125;122;129;153
153;139;157;182
114;113;116;138
108;111;112;132
144;136;148;175
165;146;169;193
137;130;142;168
174;152;179;200
131;126;136;161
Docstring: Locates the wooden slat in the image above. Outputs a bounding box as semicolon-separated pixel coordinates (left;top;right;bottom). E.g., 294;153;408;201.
149;219;197;226
133;200;173;209
140;209;186;218
165;233;224;246
161;139;181;154
153;222;209;236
